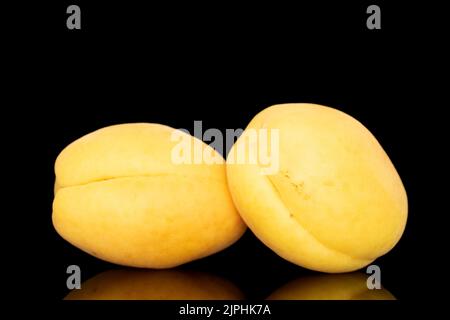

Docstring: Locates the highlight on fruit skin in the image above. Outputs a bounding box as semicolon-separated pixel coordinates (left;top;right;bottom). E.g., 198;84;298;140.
52;123;246;268
65;269;244;300
267;272;395;300
226;103;408;273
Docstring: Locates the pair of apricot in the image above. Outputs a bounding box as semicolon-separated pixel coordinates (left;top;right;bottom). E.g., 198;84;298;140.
53;103;407;273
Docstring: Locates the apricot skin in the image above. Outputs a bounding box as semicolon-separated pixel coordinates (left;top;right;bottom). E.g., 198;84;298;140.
53;123;246;268
226;103;407;273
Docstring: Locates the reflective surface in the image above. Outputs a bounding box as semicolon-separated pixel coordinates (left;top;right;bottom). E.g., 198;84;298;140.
65;269;244;300
66;269;394;300
267;272;395;300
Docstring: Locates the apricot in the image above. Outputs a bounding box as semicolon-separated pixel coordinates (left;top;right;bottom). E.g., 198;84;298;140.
65;269;244;300
267;273;395;300
53;123;246;268
226;103;407;272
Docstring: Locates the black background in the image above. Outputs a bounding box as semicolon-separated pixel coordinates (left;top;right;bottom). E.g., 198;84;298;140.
7;0;444;314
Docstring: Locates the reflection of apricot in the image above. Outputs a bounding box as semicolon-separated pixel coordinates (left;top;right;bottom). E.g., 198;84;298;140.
65;269;244;300
267;273;395;300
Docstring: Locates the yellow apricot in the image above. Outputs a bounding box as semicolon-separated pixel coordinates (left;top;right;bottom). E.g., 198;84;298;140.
65;269;244;300
53;123;246;268
267;273;395;300
226;104;407;272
